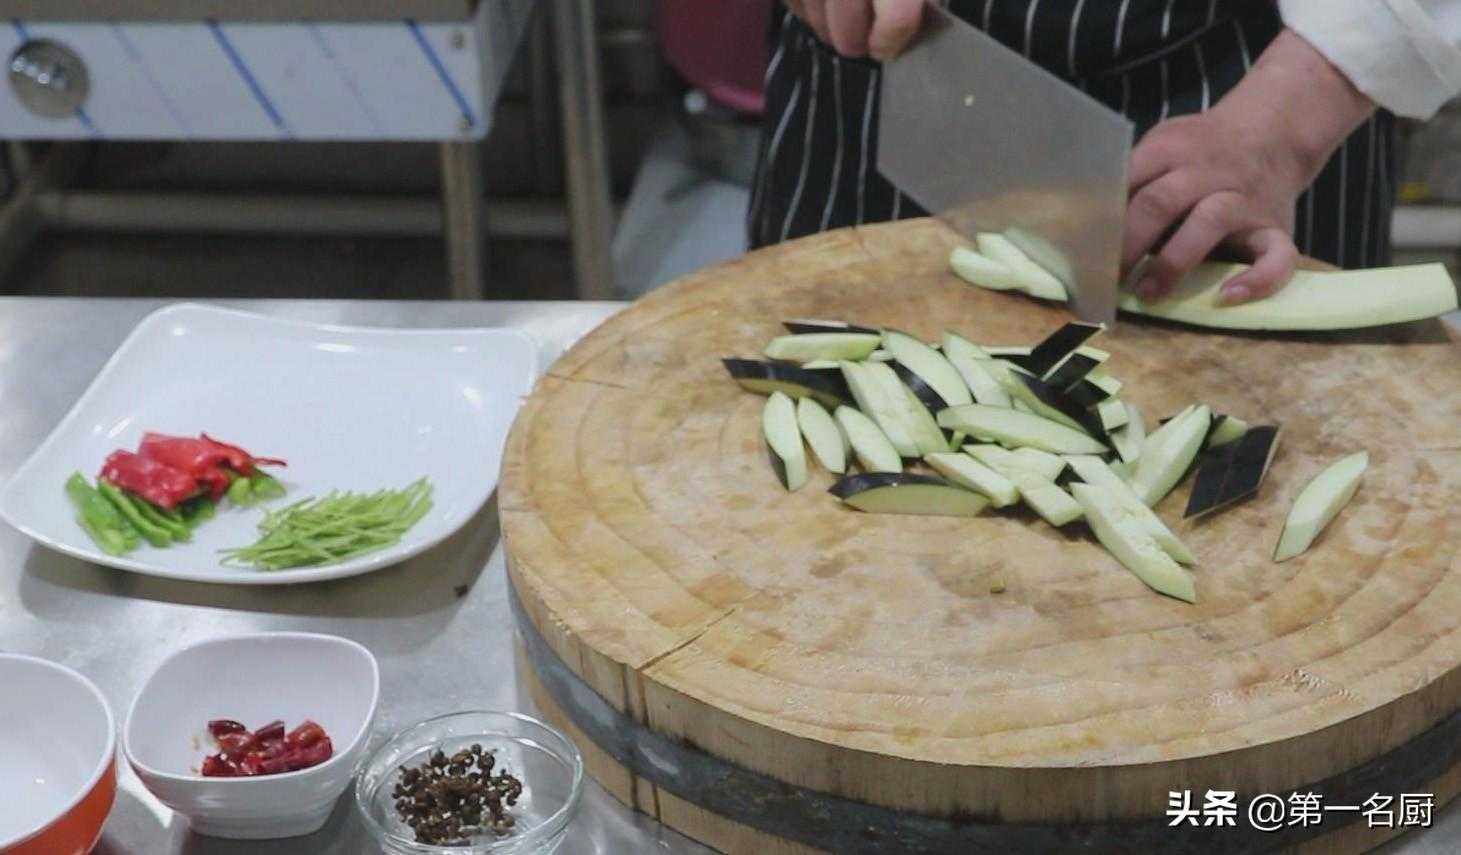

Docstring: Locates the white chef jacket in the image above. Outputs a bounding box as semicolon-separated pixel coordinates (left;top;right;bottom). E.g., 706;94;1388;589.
1281;0;1461;118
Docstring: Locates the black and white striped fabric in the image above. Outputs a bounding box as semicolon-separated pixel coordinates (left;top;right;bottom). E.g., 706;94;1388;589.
748;0;1395;269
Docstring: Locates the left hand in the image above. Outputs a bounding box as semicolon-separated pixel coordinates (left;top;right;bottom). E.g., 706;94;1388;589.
1124;29;1375;304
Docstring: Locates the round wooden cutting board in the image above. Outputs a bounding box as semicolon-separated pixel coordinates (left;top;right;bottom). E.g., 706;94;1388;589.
501;219;1461;854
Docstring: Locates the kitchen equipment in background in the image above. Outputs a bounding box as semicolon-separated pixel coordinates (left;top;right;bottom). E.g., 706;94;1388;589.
879;4;1133;323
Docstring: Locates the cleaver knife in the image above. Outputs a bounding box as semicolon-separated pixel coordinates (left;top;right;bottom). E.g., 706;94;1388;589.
878;3;1133;324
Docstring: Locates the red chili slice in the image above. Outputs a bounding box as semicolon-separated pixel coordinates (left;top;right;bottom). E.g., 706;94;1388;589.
98;451;198;510
207;719;248;738
252;720;286;743
286;720;326;749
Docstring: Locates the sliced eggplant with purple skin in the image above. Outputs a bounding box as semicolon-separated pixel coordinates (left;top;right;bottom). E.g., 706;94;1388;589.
1014;373;1109;439
1023;321;1106;377
764;332;881;363
1207;415;1250;449
924;452;1019;506
1130;405;1211;506
1066;378;1112;407
870;365;950;456
796;396;847;475
890;361;950;413
1070;483;1196;603
829;472;988;517
882;330;973;408
1096;397;1130;432
1065;454;1193;564
943;334;1012;407
763;392;808;491
840;360;918;458
1042;351;1105;390
1109;401;1147;463
1274;451;1368;562
966;444;1083;526
834;406;901;473
723;359;850;409
940;405;1108;454
1184;425;1281;518
782;319;880;335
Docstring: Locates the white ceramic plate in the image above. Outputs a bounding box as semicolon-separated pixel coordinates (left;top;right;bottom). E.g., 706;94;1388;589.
0;304;536;585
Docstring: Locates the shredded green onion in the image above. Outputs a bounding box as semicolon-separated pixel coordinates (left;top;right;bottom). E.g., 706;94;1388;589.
221;478;433;570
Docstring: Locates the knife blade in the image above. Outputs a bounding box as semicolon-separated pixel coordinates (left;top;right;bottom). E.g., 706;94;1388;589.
878;4;1133;323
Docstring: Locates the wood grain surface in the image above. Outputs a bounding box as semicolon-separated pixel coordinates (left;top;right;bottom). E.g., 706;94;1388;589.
501;219;1461;849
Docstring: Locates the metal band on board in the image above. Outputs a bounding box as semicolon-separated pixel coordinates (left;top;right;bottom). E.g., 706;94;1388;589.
509;578;1459;853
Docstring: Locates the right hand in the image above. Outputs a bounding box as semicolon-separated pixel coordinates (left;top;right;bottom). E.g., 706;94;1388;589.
786;0;924;61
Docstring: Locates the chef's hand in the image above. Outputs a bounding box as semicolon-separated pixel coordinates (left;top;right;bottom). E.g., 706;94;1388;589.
785;0;923;61
1124;29;1374;304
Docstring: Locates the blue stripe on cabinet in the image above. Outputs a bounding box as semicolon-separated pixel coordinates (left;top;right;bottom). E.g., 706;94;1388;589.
207;20;292;137
405;19;477;129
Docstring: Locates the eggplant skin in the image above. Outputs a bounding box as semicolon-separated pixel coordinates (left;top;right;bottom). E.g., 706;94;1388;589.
828;472;948;499
723;358;851;407
1024;321;1105;376
1017;373;1108;440
782;319;880;335
889;361;949;412
1044;352;1102;390
1066;379;1112;407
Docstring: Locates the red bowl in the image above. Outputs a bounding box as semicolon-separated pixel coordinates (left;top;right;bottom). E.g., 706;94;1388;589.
0;655;117;855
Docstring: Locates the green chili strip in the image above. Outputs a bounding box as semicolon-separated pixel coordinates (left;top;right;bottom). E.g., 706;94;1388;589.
220;478;433;570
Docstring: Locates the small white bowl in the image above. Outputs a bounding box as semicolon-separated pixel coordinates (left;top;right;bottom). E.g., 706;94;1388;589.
0;655;117;855
123;632;380;839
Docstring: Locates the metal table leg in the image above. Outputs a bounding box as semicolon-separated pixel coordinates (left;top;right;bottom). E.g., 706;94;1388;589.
552;0;616;300
439;140;488;300
0;143;83;288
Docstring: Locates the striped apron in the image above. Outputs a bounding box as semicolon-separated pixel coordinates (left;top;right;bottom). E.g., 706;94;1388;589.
748;0;1396;270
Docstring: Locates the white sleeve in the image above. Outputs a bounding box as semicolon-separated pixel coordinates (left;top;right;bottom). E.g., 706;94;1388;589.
1279;0;1461;119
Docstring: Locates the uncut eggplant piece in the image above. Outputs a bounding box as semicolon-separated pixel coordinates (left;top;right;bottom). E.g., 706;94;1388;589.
782;319;880;335
1130;405;1212;507
723;359;851;409
1207;415;1250;448
763;392;808;491
840;360;918;458
882;330;973;409
830;472;989;517
764;332;881;363
1274;451;1369;562
834;406;901;473
1070;483;1197;603
924;452;1019;507
966;444;1083;526
1109;401;1146;463
940;405;1108;455
796;397;847;475
1185;425;1281;519
1022;321;1106;377
1065;455;1194;564
943;333;1012;408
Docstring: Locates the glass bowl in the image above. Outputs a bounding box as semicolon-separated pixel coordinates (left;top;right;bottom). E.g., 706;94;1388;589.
355;712;583;855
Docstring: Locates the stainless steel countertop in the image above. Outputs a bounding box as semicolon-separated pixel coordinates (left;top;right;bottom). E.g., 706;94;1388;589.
0;297;1452;854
